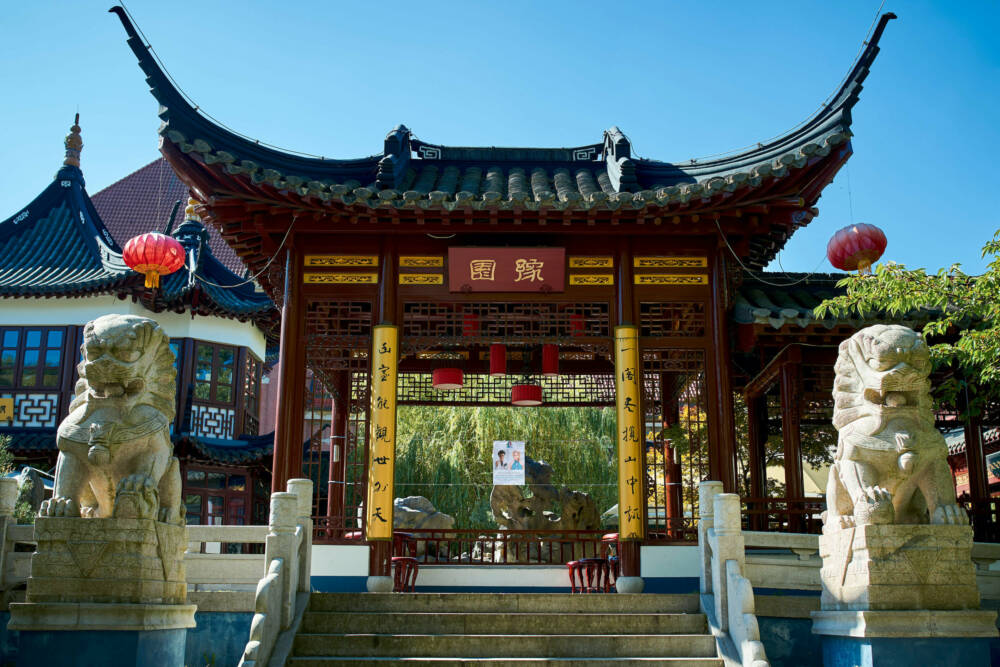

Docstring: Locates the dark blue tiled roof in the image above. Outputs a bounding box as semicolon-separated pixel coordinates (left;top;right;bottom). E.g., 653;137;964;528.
179;432;273;465
0;164;130;297
0;429;57;453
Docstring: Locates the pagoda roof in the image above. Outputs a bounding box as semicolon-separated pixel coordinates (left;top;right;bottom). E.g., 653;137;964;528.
0;119;277;337
0;121;131;297
111;6;896;273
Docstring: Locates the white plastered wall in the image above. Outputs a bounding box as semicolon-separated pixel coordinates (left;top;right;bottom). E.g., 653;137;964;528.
0;296;266;358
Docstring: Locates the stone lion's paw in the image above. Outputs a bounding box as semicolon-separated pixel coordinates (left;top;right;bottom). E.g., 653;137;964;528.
38;496;80;518
113;474;159;519
853;486;894;526
157;505;181;525
932;503;968;526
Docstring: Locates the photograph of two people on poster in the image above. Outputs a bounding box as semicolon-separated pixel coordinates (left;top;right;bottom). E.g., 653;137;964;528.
492;440;525;485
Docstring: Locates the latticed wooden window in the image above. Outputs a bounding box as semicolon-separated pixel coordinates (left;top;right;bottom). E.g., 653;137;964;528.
0;327;64;389
194;343;236;404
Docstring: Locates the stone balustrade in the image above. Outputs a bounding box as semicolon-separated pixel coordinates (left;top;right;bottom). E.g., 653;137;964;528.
239;478;313;667
698;481;770;667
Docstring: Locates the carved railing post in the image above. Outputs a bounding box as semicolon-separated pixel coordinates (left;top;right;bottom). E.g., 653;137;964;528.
287;478;313;594
711;493;744;633
698;480;723;595
265;491;298;628
0;477;18;591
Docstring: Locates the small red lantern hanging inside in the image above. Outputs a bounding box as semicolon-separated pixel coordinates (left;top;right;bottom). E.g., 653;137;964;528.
489;344;507;378
432;367;464;391
511;383;543;406
826;223;887;275
123;232;185;288
462;312;480;337
542;344;559;377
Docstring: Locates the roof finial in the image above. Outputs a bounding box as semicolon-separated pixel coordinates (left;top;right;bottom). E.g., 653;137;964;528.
184;197;202;223
63;113;83;167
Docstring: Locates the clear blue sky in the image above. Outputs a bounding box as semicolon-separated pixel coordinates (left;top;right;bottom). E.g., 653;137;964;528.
3;1;999;273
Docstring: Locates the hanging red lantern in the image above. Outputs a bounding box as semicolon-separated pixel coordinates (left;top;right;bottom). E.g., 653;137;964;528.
489;344;507;378
826;223;887;274
569;313;585;337
542;344;559;377
511;384;543;406
123;232;185;288
432;367;464;391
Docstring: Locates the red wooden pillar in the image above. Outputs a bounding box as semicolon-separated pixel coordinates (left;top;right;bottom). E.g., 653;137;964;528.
614;240;642;585
272;245;306;493
779;352;804;531
964;412;988;503
661;377;683;537
745;393;768;530
708;251;737;492
326;370;351;532
369;240;398;580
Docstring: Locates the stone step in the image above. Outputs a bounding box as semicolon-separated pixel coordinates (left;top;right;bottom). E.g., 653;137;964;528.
292;633;719;659
288;659;724;666
308;593;700;614
301;612;708;636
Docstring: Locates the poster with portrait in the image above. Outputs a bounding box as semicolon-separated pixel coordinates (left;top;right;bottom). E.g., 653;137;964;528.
492;440;526;485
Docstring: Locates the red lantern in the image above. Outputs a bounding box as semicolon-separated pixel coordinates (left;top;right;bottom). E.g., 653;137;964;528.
432;368;464;391
542;344;559;377
570;313;585;337
511;384;543;406
462;312;480;337
826;223;887;274
489;344;507;378
123;232;185;288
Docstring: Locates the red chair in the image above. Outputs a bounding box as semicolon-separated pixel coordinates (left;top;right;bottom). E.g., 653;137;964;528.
393;531;416;557
602;532;620;585
567;558;611;593
392;556;419;592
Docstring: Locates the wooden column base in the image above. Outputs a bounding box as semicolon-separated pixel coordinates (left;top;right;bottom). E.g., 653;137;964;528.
369;540;392;577
619;541;640;578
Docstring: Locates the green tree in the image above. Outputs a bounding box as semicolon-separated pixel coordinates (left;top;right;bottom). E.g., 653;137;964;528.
815;232;1000;409
0;435;35;524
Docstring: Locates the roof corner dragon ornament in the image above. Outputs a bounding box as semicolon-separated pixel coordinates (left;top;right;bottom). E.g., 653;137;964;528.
40;314;183;524
826;324;966;531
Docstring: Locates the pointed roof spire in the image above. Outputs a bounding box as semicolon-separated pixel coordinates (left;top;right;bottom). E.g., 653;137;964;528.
63;113;83;168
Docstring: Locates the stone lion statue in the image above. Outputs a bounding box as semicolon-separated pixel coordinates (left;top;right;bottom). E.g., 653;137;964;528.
39;314;182;524
825;324;966;531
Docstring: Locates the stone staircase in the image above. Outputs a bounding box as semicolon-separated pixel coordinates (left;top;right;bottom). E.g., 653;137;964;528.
285;592;722;665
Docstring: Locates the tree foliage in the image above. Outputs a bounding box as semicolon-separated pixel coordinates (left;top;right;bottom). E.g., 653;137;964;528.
815;232;1000;409
395;406;617;529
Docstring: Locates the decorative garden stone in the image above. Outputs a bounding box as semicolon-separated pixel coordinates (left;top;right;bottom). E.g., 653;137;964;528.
9;315;194;667
812;325;997;665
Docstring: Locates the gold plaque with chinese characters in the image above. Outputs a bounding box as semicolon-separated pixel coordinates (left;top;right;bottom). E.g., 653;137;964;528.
614;326;645;541
366;325;398;541
303;273;378;284
305;255;378;267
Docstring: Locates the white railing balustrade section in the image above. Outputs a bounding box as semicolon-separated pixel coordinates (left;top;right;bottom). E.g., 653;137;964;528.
698;481;770;667
239;478;313;667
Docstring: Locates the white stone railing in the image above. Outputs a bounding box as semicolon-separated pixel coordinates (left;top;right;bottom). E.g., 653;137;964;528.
186;525;268;591
240;478;313;667
698;481;770;667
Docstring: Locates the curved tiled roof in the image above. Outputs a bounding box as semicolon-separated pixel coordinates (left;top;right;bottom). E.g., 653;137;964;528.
180;432;273;465
0;163;130;297
111;6;895;269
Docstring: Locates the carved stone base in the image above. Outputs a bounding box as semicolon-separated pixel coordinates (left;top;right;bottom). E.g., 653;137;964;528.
819;524;979;611
26;516;187;605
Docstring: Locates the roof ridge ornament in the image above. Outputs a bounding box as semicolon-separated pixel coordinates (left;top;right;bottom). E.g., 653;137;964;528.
63;113;83;168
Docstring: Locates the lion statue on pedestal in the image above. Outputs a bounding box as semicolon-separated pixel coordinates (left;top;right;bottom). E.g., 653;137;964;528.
826;324;966;531
39;314;182;524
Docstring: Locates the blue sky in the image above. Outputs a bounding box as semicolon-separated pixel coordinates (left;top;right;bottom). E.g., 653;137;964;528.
3;1;999;273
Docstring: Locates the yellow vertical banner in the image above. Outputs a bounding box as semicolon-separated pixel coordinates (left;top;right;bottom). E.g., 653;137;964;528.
615;325;645;541
365;325;398;541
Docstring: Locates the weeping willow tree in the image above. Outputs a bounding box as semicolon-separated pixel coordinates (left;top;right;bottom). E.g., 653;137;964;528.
395;406;617;528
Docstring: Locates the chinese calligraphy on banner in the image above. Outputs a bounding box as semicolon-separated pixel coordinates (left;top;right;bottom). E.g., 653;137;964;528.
448;247;565;292
365;325;398;540
492;441;526;486
614;325;645;541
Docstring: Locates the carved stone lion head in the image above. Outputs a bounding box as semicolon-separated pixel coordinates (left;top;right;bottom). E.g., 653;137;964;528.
68;314;176;421
832;324;934;435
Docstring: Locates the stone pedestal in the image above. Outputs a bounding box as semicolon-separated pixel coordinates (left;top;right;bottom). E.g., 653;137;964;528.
813;524;997;666
8;517;196;667
819;524;980;611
